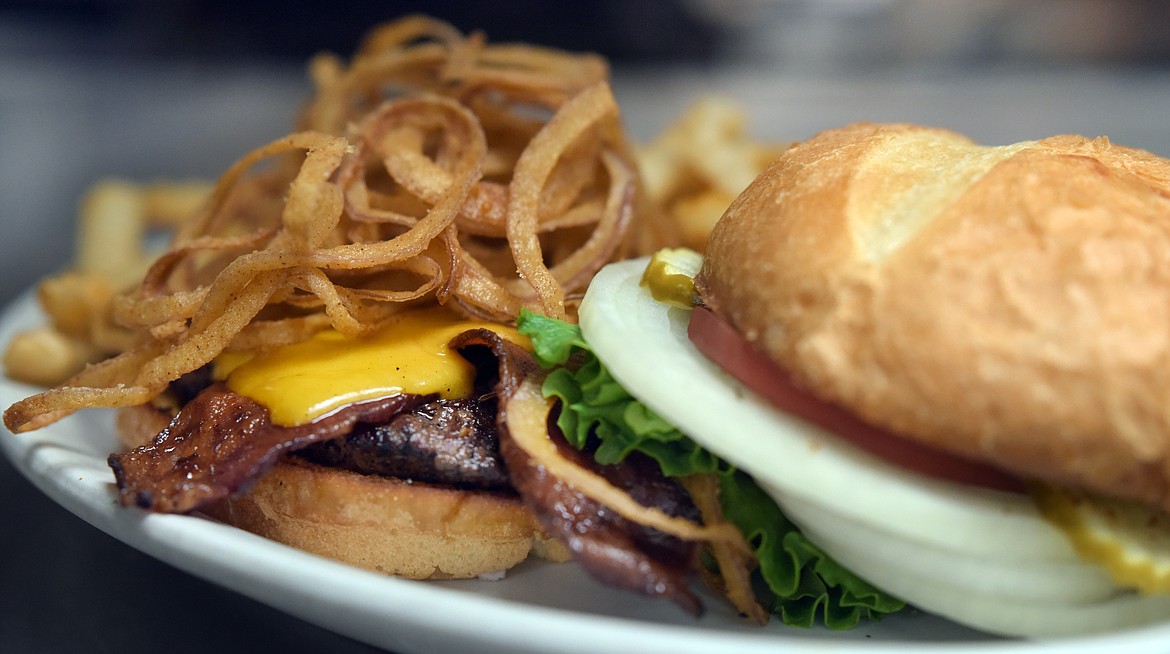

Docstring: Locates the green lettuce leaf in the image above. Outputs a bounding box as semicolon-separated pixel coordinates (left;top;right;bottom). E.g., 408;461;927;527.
517;309;905;629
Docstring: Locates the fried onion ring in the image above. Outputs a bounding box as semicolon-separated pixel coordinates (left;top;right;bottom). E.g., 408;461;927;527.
3;15;675;434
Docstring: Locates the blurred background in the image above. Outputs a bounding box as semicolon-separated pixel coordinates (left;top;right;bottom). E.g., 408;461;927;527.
1;1;1169;652
3;0;1170;300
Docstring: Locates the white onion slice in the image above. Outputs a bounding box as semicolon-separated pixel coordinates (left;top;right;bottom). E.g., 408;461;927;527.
577;256;1170;638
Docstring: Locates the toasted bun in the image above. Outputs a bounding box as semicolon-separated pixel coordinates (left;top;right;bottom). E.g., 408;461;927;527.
116;404;568;579
697;122;1170;512
115;402;176;450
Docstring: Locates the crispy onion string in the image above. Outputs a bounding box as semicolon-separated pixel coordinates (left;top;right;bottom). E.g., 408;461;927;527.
678;474;770;624
3;15;677;434
506;82;621;319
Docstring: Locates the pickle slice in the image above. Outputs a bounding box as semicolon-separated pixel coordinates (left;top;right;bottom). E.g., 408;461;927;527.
1031;483;1170;594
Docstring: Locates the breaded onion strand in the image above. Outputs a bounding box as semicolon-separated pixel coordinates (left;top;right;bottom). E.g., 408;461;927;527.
506;82;621;319
3;15;678;435
678;474;769;624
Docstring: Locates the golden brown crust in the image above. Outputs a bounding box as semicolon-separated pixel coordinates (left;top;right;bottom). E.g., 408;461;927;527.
697;122;1170;512
201;458;559;579
115;404;569;578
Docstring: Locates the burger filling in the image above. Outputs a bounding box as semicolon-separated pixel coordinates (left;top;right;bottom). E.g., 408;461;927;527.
107;320;703;612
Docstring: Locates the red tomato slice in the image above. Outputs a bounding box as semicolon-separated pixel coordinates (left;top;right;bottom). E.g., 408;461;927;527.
687;306;1025;494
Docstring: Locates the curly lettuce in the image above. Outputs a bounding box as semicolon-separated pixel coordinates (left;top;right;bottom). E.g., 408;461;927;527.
517;308;904;629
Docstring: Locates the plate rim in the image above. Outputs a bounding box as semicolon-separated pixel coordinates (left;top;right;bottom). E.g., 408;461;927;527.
5;288;1170;654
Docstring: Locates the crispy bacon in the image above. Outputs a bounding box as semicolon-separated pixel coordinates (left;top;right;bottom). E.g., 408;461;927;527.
498;426;702;614
453;329;703;614
108;386;426;512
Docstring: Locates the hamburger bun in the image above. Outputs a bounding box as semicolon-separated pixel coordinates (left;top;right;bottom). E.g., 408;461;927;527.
697;121;1170;513
575;122;1170;636
116;403;569;580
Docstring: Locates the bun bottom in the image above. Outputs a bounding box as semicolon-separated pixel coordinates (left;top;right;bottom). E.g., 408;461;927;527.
201;458;565;579
115;404;568;580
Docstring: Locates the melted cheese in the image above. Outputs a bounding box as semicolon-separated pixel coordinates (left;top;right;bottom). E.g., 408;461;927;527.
219;307;528;426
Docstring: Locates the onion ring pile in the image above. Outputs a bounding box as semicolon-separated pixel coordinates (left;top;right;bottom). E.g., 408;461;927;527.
3;15;673;433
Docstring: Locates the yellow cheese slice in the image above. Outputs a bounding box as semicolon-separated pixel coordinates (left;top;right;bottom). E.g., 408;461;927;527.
219;307;527;426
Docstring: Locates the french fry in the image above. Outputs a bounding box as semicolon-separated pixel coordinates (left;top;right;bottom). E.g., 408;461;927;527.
636;96;789;251
3;327;102;387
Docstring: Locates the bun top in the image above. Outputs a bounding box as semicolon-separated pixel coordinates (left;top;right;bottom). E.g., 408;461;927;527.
696;122;1170;510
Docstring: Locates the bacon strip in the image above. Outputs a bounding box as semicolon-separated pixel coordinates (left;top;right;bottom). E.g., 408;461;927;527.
109;386;425;512
453;329;703;614
500;426;703;614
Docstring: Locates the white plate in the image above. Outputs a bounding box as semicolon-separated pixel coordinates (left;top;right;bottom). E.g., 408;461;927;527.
4;290;1170;654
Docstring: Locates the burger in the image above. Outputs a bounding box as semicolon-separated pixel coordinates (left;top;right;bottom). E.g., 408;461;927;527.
11;16;1170;633
1;16;670;585
511;121;1170;637
106;308;570;580
8;15;833;632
